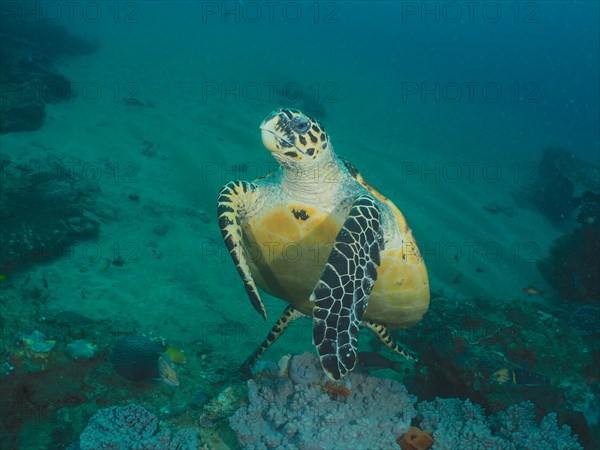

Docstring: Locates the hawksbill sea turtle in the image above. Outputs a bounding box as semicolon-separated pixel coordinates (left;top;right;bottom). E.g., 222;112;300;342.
217;108;430;380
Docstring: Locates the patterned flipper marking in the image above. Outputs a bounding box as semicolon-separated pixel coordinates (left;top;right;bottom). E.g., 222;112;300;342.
363;321;417;361
217;180;267;320
311;195;384;380
240;305;305;378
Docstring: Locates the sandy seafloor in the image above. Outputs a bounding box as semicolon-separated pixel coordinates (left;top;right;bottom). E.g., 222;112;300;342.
1;3;598;448
3;50;561;364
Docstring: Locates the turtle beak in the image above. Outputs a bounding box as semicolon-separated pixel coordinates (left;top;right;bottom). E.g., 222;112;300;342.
260;127;282;152
260;110;297;154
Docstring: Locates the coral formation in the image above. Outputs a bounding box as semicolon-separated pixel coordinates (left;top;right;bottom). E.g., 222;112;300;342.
65;340;98;361
417;398;582;450
230;352;416;449
288;351;324;385
512;147;598;225
15;330;56;358
512;147;581;224
403;295;596;435
537;223;600;303
495;401;583;449
229;353;583;449
567;305;600;336
77;404;197;449
511;147;600;303
417;398;504;448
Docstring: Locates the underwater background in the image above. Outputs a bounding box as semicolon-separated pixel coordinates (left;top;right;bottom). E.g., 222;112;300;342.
0;1;599;448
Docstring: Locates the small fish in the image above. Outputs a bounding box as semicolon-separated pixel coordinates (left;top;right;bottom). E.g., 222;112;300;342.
522;285;544;297
357;352;406;373
491;367;549;386
0;274;6;282
164;346;186;364
157;354;179;387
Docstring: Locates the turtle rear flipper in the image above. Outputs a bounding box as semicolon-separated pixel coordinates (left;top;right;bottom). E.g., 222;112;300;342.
240;305;305;379
363;320;417;361
311;195;383;380
217;180;267;320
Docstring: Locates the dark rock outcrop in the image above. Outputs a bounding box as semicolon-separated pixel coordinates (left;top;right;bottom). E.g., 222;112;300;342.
0;156;100;273
0;14;98;133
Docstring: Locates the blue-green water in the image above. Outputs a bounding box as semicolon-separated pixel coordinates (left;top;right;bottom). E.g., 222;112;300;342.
120;1;599;156
0;1;599;449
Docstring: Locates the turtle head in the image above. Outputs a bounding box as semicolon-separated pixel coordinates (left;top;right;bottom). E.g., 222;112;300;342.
260;108;330;164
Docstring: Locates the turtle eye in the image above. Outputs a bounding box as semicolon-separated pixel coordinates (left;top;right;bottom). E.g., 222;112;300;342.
290;116;311;134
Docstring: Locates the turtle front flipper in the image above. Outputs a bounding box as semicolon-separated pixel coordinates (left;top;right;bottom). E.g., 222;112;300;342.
311;195;384;380
217;180;267;320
